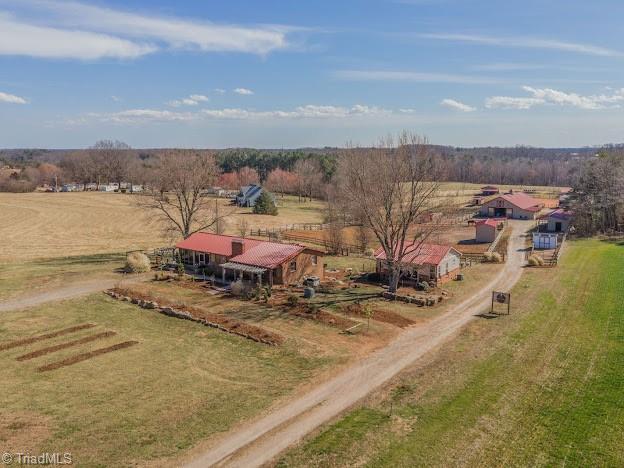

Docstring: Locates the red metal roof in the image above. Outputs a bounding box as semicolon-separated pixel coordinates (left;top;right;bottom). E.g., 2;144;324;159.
176;232;305;269
230;243;304;269
374;242;457;266
475;218;498;228
496;192;543;211
175;232;263;257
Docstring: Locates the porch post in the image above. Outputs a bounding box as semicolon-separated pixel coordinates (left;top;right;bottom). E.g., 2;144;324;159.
221;267;225;283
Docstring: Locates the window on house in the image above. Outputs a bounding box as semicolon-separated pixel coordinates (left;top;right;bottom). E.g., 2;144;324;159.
289;260;297;272
311;255;317;265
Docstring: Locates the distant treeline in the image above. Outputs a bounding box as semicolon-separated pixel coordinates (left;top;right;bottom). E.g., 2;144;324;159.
2;143;622;192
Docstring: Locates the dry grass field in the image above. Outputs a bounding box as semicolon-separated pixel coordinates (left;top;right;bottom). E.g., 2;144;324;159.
0;192;325;262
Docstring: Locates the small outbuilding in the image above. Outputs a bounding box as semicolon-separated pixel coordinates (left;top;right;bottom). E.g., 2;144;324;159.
475;219;500;243
533;232;558;250
481;185;500;196
542;209;572;232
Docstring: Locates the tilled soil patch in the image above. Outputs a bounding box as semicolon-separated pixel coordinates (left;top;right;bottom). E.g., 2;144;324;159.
340;303;415;328
289;305;359;330
109;287;284;346
0;323;96;351
16;331;117;361
37;341;139;372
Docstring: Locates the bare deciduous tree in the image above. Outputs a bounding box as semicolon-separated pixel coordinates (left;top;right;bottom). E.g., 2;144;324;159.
294;159;324;202
138;149;229;239
236;217;250;237
90;140;132;189
337;132;449;293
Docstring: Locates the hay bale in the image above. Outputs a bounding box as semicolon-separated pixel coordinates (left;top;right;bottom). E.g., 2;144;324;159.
491;252;502;263
528;254;545;266
125;251;151;273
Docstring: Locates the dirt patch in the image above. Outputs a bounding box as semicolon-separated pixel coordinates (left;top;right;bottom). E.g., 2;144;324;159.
0;412;51;454
288;304;359;330
0;323;96;351
16;331;116;361
110;287;284;346
340;303;415;328
37;341;139;372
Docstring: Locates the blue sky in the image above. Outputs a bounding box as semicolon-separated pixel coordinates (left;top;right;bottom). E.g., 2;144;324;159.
1;0;623;148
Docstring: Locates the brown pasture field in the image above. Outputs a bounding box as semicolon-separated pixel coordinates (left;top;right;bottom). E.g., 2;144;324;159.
0;192;326;261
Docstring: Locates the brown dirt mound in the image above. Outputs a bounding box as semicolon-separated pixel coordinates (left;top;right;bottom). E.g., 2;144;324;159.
37;341;139;372
16;331;116;361
340;303;415;328
0;323;96;351
289;304;359;330
111;287;284;346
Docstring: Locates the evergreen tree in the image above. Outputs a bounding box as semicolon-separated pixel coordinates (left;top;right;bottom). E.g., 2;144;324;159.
253;190;278;215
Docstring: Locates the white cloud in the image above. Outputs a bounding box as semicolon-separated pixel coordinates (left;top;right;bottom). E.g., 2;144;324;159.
233;87;254;95
111;95;122;102
523;86;624;110
0;0;292;59
168;94;210;107
440;98;475;112
421;33;624;57
69;104;395;124
0;12;155;59
333;69;500;84
486;86;624;110
214;88;226;94
472;62;547;72
485;96;544;110
0;90;27;104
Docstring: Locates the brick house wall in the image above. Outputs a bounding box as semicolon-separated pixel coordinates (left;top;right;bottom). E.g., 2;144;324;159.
278;250;324;285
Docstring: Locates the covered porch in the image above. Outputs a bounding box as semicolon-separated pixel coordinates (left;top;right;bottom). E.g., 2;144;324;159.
220;262;273;287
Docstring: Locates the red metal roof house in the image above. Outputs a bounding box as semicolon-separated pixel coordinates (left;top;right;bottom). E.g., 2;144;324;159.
176;232;324;286
374;242;462;284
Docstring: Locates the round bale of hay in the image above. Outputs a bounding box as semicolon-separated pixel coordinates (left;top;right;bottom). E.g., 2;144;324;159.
125;251;151;273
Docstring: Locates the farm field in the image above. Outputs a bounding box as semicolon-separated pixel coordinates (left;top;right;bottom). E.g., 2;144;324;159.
0;253;125;301
278;239;624;467
0;192;325;262
0;293;333;466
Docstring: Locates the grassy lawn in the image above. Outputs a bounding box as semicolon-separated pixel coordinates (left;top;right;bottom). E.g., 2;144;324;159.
324;255;376;272
0;293;331;466
278;239;624;467
0;254;125;301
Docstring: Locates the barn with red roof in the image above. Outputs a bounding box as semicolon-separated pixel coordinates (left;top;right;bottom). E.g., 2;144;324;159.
374;242;462;284
176;232;324;286
478;191;544;219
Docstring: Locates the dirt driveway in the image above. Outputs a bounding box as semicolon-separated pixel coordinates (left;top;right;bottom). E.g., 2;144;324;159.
185;220;531;468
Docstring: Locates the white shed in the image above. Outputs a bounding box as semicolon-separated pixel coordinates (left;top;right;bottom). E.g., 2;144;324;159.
533;233;557;250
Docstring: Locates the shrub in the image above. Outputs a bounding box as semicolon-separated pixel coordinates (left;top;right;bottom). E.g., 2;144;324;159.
125;251;151;273
483;252;494;262
230;280;245;297
286;294;299;306
364;248;375;257
491;252;502;263
416;281;430;292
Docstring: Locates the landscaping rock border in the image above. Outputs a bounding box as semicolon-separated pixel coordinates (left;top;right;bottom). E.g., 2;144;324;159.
105;290;283;346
